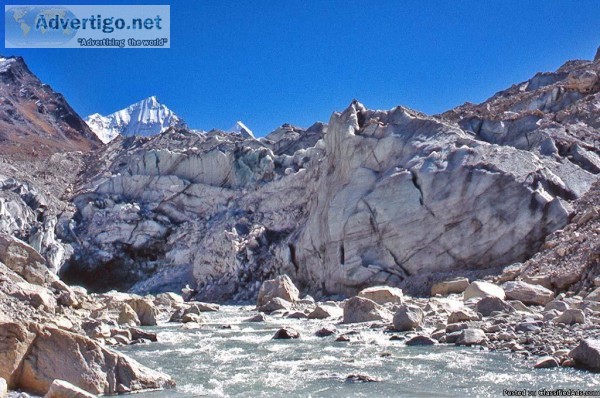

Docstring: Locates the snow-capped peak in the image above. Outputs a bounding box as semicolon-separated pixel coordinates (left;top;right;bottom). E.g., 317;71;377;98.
86;96;185;143
229;121;255;139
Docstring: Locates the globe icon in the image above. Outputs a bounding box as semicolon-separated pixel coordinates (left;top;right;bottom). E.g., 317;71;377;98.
5;6;78;47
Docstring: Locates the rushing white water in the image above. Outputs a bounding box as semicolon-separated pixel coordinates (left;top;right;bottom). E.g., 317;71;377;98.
116;306;600;398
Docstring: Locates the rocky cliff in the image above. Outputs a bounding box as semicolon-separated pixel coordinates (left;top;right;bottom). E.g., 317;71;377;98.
57;51;600;302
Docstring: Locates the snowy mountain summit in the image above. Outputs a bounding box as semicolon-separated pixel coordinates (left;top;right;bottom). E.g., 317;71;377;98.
86;96;185;143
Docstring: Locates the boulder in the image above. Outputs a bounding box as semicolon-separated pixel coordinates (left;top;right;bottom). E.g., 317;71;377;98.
446;322;469;333
315;326;336;337
287;311;308;319
0;322;36;388
0;378;6;398
455;328;487;346
126;298;159;326
51;280;80;309
129;328;157;342
503;281;555;306
463;281;505;301
308;303;343;319
44;379;96;398
117;303;141;326
111;329;131;340
556;309;586;325
272;328;300;339
509;300;534;313
342;296;392;324
181;313;203;324
189;302;219;312
0;233;54;286
521;275;552;290
570;339;600;371
19;326;174;395
431;278;470;296
244;314;267;322
10;282;56;313
81;320;111;340
448;308;479;324
154;292;184;307
544;309;561;321
405;335;436;346
534;357;559;369
256;275;299;307
257;297;292;314
475;297;514;316
357;286;403;304
544;300;569;312
516;322;542;333
393;304;424;331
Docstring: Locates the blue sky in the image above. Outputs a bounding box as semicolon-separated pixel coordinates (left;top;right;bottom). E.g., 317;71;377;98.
2;0;600;136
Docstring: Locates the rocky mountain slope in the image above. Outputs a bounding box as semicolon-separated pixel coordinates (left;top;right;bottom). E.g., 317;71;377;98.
57;50;600;302
86;96;185;143
0;56;101;159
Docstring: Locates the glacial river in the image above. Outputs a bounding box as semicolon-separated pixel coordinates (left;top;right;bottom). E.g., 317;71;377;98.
116;306;600;398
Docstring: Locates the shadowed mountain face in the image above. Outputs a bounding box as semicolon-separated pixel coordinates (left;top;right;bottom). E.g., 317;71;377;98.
0;56;101;159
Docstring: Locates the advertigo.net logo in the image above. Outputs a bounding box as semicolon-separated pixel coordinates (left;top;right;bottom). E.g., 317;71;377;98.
5;5;170;48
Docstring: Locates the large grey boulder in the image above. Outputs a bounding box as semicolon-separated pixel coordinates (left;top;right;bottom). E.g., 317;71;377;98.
503;281;555;306
257;297;292;314
544;300;569;312
570;339;600;371
556;309;586;325
308;303;343;319
342;296;392;324
125;297;159;326
448;308;479;324
0;322;36;388
9;282;56;313
431;278;470;296
357;286;403;304
393;304;424;331
19;326;175;395
475;297;514;316
455;328;487;346
0;234;55;286
257;275;299;307
463;281;505;301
